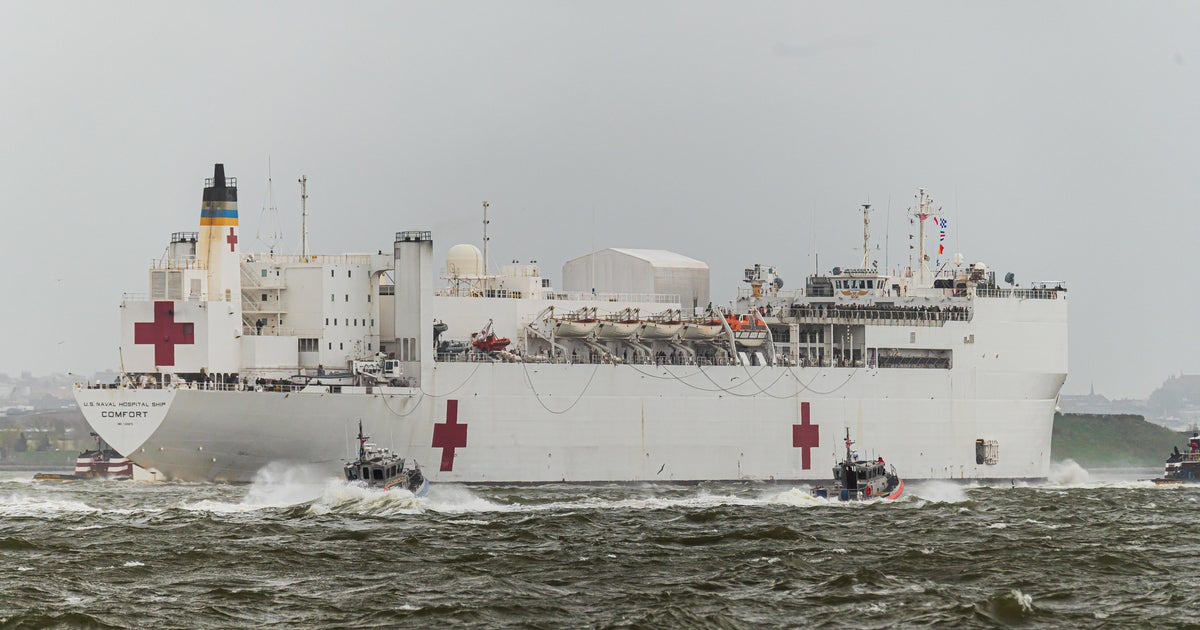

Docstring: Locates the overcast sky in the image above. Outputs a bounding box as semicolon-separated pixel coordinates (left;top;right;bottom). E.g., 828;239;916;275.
2;1;1197;398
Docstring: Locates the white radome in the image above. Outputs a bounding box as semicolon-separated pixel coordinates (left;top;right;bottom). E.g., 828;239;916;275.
447;243;483;277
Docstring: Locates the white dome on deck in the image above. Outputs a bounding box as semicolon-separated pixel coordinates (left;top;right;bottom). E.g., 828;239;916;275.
447;244;484;277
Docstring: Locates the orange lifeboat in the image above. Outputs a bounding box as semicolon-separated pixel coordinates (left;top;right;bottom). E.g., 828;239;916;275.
725;313;769;347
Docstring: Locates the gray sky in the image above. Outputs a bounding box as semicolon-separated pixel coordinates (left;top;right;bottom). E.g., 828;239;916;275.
2;1;1196;398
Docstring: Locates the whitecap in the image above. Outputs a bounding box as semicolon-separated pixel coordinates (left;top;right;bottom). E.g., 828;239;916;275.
908;480;969;503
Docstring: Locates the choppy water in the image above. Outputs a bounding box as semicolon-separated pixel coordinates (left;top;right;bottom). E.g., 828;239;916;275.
0;461;1193;628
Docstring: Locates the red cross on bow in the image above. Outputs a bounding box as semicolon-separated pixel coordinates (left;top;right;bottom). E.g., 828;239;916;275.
226;228;238;252
432;399;468;471
133;301;195;366
792;401;819;469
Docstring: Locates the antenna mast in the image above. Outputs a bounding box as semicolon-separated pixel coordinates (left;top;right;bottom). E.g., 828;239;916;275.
257;157;282;253
482;200;490;277
860;202;872;269
299;175;308;257
908;188;942;286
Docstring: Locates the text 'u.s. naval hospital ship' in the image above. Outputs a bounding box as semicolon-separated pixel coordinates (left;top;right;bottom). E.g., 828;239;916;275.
75;164;1068;483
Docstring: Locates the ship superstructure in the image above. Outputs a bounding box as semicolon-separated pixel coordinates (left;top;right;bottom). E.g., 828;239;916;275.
77;166;1068;483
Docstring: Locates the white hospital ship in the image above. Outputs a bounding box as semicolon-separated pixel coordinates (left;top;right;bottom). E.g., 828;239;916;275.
75;165;1068;483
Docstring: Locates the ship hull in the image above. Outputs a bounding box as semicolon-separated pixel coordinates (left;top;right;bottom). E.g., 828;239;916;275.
76;361;1062;483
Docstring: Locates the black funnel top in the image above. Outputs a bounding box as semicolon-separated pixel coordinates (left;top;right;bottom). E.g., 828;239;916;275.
203;163;237;202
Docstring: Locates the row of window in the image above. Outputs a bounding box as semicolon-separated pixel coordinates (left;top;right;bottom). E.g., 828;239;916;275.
297;338;374;353
330;294;374;303
834;279;885;290
325;318;374;327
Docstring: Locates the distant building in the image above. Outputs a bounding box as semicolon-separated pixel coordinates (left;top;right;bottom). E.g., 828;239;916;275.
562;248;710;313
1059;383;1113;414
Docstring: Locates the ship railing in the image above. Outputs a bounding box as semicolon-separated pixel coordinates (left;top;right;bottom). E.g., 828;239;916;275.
736;288;805;300
122;292;209;303
545;291;680;304
240;266;287;289
434;352;734;367
783;306;972;326
239;253;376;265
975;288;1063;300
86;379;316;394
150;257;206;271
240;326;324;337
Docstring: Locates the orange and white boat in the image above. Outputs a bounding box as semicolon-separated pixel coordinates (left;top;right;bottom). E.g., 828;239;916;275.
725;313;769;347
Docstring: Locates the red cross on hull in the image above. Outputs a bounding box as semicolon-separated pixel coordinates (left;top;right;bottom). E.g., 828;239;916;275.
226;227;238;252
432;399;468;472
133;301;195;366
792;402;819;470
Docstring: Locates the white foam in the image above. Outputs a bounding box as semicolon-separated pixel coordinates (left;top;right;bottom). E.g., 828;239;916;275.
241;461;333;506
1011;589;1033;612
122;561;144;567
0;494;99;516
306;480;425;516
907;480;970;503
1048;459;1091;485
182;463;340;513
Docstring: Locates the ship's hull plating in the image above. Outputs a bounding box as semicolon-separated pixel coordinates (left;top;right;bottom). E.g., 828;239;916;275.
76;361;1063;483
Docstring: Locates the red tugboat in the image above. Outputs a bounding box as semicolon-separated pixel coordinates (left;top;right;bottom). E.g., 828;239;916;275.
34;433;133;482
812;429;904;501
1153;429;1200;485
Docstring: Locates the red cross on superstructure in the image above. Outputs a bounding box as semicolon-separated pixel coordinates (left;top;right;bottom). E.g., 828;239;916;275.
226;227;238;252
432;399;468;472
792;401;820;470
133;301;195;366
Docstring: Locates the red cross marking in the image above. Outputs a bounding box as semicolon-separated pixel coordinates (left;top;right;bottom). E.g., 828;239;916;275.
792;401;820;469
133;301;195;366
226;227;238;252
432;399;468;471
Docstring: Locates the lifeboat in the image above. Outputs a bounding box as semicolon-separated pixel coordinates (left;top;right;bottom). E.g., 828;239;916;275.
596;318;641;339
471;320;511;352
553;308;600;338
639;319;683;340
725;313;769;348
680;318;724;340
